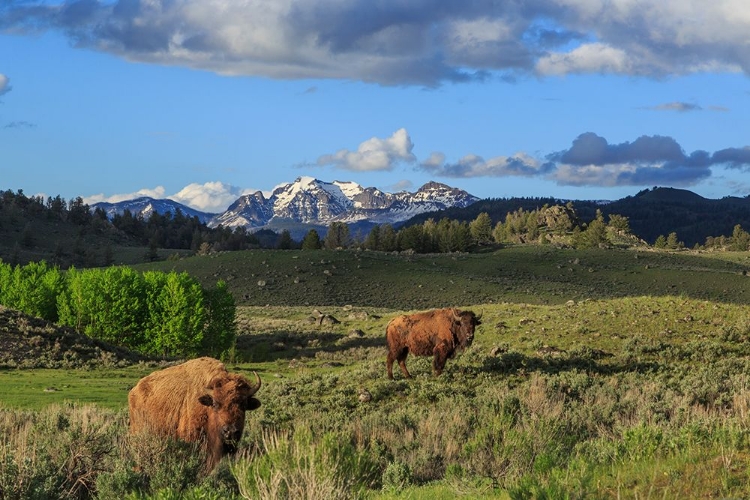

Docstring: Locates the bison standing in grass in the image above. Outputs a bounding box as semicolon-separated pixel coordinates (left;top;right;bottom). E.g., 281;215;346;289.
128;357;261;471
386;308;481;379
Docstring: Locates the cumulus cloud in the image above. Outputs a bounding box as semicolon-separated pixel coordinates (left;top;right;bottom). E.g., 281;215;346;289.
317;128;416;171
170;182;254;213
3;1;750;85
420;151;554;178
0;74;10;96
546;133;715;186
420;132;750;188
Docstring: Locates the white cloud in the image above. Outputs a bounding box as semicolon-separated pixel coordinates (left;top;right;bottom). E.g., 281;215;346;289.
170;181;254;213
536;43;633;76
83;186;167;205
0;74;11;96
317;128;416;171
83;182;252;212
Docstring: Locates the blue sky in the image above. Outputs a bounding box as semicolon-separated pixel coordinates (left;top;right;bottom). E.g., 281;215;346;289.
2;1;750;213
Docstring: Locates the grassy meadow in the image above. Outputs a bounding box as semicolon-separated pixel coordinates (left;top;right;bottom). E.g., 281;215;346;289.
4;246;750;498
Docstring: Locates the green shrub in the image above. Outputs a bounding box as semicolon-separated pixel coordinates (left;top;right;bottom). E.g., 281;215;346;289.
381;460;412;493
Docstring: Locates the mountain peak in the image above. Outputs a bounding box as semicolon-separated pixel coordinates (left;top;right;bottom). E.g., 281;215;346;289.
92;178;479;234
211;178;478;230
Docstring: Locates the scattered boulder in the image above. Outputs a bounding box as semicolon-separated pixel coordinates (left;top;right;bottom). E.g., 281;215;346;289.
358;389;373;403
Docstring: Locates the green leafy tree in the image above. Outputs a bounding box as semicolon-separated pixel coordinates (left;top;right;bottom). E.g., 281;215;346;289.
202;280;237;357
0;261;63;321
58;267;147;349
145;272;205;357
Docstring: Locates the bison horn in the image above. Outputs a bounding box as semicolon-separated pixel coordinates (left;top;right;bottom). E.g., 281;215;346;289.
476;309;483;321
248;371;262;395
452;308;461;321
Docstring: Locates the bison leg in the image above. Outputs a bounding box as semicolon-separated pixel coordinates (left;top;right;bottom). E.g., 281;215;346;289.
386;351;396;379
387;347;411;379
432;344;451;376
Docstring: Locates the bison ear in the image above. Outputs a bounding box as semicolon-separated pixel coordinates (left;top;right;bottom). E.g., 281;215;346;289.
243;397;261;411
198;394;214;407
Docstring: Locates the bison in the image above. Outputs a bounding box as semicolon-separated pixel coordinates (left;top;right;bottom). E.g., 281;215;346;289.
386;308;481;379
128;357;261;470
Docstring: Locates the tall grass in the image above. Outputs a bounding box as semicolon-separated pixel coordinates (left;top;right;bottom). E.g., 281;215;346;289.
231;426;379;500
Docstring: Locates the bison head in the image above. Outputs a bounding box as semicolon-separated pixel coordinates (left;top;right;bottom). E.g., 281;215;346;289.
198;372;261;454
451;309;482;349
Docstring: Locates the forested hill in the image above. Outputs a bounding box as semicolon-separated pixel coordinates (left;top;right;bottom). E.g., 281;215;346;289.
599;188;750;247
402;187;750;247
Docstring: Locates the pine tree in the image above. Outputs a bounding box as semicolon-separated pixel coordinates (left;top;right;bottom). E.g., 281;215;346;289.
277;229;294;249
301;229;322;250
469;212;493;244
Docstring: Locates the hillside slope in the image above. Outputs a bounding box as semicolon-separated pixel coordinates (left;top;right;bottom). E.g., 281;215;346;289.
0;306;146;369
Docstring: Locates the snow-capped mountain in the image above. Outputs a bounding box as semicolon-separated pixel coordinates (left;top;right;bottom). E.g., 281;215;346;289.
208;177;479;229
92;178;479;234
91;197;216;224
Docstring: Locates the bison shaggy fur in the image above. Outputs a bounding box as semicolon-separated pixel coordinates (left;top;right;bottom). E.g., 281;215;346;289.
128;357;261;470
386;308;481;379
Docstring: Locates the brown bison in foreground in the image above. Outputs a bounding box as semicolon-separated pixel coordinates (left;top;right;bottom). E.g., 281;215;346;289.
128;357;261;470
386;308;481;379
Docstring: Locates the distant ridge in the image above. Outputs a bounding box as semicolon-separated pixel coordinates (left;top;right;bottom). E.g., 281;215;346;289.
633;187;707;203
87;184;750;247
92;196;216;224
93;177;479;238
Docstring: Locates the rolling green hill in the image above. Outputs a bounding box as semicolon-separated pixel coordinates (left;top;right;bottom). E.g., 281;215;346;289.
135;246;750;308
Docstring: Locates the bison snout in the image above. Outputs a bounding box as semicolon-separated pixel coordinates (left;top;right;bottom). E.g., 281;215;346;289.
221;424;242;443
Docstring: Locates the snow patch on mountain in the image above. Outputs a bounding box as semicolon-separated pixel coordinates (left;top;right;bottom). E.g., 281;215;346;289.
92;177;479;232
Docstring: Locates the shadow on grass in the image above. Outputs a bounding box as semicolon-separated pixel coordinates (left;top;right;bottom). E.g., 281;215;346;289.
234;329;386;363
479;351;660;378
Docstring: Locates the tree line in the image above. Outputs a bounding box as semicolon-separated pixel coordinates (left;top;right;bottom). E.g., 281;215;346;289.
286;203;643;253
0;260;236;358
6;187;750;266
0;189;266;268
